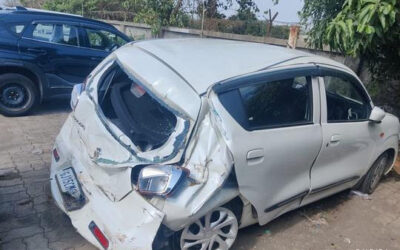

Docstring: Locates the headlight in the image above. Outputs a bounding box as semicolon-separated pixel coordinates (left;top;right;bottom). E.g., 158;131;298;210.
138;165;185;197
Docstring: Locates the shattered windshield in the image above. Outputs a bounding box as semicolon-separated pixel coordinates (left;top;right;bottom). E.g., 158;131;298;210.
99;64;177;151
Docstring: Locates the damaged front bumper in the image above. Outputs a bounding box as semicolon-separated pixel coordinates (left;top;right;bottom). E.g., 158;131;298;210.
50;116;165;249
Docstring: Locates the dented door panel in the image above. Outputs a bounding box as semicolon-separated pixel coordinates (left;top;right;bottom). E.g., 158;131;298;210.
210;75;323;225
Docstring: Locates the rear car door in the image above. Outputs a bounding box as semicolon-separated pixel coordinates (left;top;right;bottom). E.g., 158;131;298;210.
306;67;376;204
212;66;323;224
79;25;130;69
19;21;94;95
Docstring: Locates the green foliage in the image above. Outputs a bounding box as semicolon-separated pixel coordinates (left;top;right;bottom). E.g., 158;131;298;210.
41;0;190;36
299;0;345;49
324;0;400;80
325;0;398;55
229;0;259;21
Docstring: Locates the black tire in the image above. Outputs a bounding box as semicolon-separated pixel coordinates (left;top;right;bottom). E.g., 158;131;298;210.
0;73;38;116
358;152;389;194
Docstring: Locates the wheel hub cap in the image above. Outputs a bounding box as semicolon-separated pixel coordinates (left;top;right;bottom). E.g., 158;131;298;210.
180;207;238;250
0;84;27;108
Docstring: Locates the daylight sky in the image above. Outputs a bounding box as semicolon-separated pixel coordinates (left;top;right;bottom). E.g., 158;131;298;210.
224;0;304;23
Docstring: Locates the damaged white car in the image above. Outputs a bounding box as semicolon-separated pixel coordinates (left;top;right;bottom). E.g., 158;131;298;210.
50;38;399;250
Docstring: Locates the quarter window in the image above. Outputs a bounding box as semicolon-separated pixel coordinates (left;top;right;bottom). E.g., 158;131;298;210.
324;75;370;122
239;76;312;129
32;23;79;46
8;23;26;35
83;28;127;51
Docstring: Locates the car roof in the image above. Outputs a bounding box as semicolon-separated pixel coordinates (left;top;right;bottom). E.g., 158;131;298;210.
0;6;115;29
122;38;352;94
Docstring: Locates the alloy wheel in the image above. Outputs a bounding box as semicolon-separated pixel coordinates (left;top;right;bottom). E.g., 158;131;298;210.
180;207;238;250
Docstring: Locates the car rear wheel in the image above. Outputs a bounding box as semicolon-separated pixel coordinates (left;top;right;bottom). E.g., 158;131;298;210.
0;73;38;116
174;206;239;250
358;152;389;194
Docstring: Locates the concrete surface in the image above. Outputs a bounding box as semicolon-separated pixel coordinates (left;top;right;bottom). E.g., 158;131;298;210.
1;101;400;250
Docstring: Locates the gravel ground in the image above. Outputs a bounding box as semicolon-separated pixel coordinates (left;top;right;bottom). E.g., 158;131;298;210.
1;101;400;250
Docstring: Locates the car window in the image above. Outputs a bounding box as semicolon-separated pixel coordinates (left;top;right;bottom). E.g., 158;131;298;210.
8;23;26;35
324;75;370;122
32;23;79;46
32;23;54;42
239;76;312;129
83;28;127;51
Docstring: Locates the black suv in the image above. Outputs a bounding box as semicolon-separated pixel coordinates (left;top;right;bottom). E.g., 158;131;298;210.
0;6;131;116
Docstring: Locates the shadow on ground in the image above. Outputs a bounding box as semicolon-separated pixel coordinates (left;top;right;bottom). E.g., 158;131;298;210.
30;100;71;116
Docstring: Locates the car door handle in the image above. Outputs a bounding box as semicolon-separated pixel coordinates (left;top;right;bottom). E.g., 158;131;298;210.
247;149;264;165
328;134;342;146
90;57;102;61
27;48;47;55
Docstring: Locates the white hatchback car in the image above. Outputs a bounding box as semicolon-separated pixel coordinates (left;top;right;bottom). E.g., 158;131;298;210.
51;39;399;250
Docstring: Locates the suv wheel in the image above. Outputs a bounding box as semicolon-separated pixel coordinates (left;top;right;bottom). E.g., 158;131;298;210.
0;73;38;116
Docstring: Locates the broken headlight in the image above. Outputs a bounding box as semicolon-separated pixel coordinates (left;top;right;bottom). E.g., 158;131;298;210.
138;165;185;197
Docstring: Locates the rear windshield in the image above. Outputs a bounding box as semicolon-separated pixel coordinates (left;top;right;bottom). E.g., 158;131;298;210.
99;65;177;151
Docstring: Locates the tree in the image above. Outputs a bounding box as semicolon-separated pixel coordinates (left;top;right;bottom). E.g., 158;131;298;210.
197;0;233;19
39;0;189;36
300;0;400;114
324;0;399;79
299;0;345;49
229;0;259;21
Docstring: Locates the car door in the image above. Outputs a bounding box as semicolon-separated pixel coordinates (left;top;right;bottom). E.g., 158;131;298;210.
304;67;376;205
212;66;323;225
19;21;94;91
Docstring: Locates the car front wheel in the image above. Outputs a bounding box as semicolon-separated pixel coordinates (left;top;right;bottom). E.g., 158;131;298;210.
358;152;389;194
174;206;239;250
0;73;38;116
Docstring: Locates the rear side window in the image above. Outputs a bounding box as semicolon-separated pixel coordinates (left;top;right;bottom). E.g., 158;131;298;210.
324;75;371;122
32;23;79;46
239;76;312;129
32;23;54;41
8;23;26;35
218;75;313;131
83;28;127;51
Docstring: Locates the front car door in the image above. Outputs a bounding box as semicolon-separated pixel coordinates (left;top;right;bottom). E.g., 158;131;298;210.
304;66;377;205
211;66;323;225
19;21;94;97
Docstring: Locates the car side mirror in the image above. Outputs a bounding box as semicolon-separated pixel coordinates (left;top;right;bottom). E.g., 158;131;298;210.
369;106;385;123
71;83;83;110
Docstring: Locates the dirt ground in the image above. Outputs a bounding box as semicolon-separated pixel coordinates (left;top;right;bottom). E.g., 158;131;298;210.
1;101;400;250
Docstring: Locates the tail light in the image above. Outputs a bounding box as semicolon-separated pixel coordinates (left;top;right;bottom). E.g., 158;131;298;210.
70;76;89;110
53;148;60;162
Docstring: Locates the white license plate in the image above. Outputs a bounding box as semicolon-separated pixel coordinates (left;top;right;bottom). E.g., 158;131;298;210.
56;167;82;199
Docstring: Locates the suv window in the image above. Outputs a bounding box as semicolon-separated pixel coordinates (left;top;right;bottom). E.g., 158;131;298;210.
324;75;370;122
8;23;26;35
32;23;79;46
83;28;127;51
239;76;312;129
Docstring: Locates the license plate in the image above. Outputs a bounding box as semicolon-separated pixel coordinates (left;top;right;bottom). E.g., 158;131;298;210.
56;167;86;211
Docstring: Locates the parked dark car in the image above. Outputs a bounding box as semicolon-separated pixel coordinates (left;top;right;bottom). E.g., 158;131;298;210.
0;6;131;116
